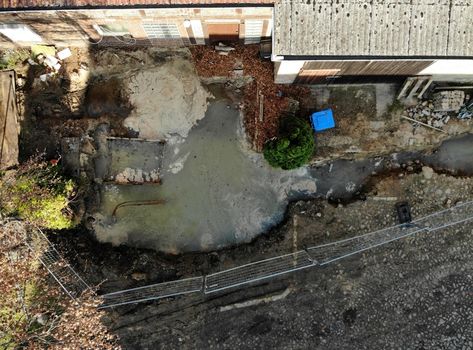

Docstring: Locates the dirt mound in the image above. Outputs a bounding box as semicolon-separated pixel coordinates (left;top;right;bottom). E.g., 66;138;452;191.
123;58;211;140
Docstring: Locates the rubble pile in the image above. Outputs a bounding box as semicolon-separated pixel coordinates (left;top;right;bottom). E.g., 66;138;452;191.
114;168;160;184
432;90;465;112
403;100;451;130
28;45;73;83
403;90;469;130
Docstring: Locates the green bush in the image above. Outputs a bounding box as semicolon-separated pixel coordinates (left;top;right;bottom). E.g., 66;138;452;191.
0;159;76;230
0;49;30;70
263;117;315;170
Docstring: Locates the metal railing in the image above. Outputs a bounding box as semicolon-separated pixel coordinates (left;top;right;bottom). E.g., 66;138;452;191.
98;200;473;308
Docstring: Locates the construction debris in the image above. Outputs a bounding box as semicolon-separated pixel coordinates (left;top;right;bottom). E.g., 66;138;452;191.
27;46;74;82
115;168;160;184
458;98;473;120
57;48;72;60
31;44;56;58
433;90;465;112
401;115;448;134
403;99;453;131
215;43;235;53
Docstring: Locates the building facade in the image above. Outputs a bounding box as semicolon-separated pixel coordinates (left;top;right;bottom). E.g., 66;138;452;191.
0;1;273;48
1;0;473;83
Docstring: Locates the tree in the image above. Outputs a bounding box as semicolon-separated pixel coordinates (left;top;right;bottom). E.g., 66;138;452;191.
263;117;315;170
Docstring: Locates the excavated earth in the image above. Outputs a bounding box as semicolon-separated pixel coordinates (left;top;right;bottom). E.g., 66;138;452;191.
52;164;473;349
14;46;473;349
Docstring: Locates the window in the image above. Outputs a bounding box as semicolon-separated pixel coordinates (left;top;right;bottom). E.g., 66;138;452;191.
142;23;181;40
244;20;263;44
0;24;42;43
94;23;130;37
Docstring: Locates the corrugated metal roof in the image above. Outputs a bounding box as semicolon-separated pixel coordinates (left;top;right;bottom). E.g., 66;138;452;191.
0;0;274;10
275;0;473;57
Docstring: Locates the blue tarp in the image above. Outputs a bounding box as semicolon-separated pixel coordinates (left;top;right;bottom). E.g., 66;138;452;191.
310;109;335;132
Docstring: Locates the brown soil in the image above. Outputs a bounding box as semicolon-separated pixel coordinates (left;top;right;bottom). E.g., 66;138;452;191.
190;45;310;151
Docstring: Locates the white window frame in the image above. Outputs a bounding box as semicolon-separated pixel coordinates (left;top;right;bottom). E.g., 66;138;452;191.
0;23;42;43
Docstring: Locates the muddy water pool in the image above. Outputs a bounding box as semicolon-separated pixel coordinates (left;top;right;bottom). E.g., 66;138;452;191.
92;98;317;253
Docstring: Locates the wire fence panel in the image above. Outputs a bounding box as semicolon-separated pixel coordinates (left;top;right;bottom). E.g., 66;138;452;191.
24;226;90;299
7;200;473;308
307;224;424;265
307;200;473;265
100;201;473;306
204;250;314;294
99;276;204;309
412;200;473;231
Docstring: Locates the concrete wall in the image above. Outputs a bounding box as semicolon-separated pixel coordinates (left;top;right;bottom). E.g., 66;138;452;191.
0;7;272;48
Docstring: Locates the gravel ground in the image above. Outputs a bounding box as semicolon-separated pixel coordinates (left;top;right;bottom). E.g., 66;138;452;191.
101;170;473;349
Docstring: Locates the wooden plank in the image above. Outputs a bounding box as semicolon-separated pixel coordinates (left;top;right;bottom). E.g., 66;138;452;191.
397;78;415;100
407;78;424;99
417;78;434;99
0;70;19;169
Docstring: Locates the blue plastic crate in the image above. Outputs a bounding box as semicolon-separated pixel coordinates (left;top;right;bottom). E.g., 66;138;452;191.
310;109;335;132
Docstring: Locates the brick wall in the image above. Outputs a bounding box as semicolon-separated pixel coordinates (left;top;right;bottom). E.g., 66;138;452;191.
0;7;272;48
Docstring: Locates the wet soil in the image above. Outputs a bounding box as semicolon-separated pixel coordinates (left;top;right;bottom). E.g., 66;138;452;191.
53;133;473;297
91;94;317;254
18;72;132;161
51;168;473;349
85;77;130;118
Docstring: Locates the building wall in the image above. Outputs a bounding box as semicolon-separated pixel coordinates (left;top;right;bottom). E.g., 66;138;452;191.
0;7;272;48
418;60;473;76
274;59;473;84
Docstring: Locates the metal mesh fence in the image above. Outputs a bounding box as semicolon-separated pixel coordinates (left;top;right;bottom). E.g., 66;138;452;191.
308;201;473;265
97;200;473;308
204;250;314;294
7;200;473;308
306;224;423;265
23;226;91;299
100;277;203;309
412;200;473;230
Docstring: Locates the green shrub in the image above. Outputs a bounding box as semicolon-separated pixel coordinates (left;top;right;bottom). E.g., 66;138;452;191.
0;159;76;230
263;117;315;170
0;49;30;70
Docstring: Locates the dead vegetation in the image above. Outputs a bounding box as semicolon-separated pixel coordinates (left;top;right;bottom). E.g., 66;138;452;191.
0;221;119;349
190;45;309;151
